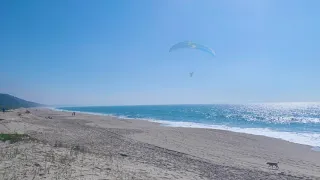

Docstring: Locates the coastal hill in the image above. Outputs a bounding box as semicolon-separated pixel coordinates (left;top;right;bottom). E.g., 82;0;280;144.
0;93;43;109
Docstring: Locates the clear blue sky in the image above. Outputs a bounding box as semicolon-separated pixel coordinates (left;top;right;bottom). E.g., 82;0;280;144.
1;0;319;105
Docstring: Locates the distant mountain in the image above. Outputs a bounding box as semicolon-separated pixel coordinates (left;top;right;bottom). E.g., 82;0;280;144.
0;93;44;109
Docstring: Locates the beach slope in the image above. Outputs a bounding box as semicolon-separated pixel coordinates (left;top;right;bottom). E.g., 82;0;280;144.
0;108;319;179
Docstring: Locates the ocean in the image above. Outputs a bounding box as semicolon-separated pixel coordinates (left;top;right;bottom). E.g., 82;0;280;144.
57;103;320;148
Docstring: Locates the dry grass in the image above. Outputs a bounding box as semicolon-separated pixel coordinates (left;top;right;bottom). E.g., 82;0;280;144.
0;138;134;180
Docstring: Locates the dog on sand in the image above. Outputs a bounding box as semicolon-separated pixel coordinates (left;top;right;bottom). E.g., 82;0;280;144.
266;162;279;169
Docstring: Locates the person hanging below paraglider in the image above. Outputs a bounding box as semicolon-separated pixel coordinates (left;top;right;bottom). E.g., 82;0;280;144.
189;72;194;77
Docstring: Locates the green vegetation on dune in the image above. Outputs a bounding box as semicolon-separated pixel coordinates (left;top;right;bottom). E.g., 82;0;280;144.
0;93;44;109
0;133;29;143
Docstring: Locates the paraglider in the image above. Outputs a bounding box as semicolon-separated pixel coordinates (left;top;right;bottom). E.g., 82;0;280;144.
169;41;215;77
169;41;215;57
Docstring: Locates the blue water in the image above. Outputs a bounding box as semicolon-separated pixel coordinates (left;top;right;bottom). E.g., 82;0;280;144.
57;103;320;147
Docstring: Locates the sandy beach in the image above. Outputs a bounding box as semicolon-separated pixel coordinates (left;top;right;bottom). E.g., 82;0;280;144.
0;108;319;180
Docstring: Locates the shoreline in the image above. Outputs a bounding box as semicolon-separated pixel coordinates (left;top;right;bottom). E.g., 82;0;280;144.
1;108;319;179
54;107;320;148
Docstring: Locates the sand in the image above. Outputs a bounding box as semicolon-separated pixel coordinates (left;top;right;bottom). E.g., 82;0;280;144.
0;108;319;180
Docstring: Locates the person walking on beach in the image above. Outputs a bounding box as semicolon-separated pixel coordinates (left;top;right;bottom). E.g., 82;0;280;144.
2;108;5;113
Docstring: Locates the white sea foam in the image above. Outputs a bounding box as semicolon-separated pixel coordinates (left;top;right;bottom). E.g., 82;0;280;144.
147;120;320;147
51;107;116;117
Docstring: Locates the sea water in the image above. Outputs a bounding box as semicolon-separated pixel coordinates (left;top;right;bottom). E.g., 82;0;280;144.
57;103;320;147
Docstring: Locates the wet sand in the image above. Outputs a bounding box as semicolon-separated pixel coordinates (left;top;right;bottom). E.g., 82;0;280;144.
0;108;319;179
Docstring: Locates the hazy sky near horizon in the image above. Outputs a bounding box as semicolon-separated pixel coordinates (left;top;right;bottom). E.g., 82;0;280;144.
1;0;320;105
